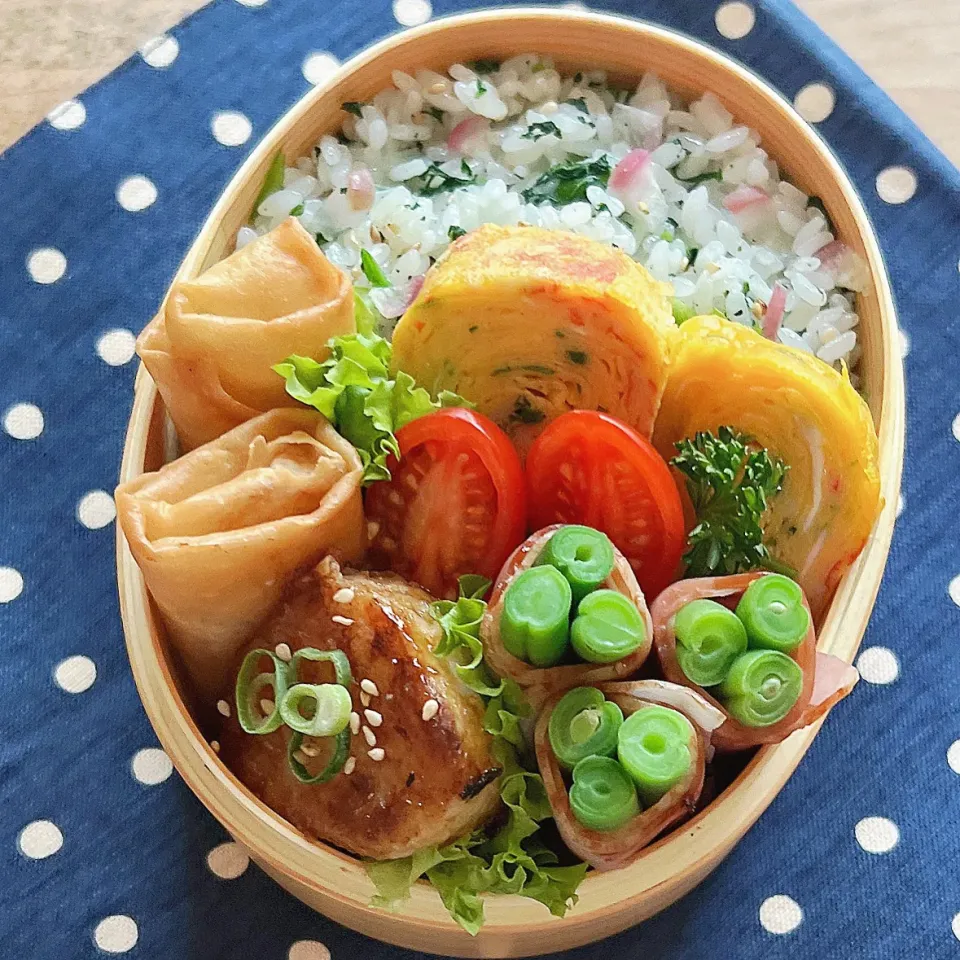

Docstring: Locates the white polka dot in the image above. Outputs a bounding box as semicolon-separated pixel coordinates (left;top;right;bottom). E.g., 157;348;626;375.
131;748;173;785
759;895;802;934
116;175;157;212
212;111;253;147
949;574;960;608
289;942;331;960
952;912;960;943
948;739;960;775
54;655;97;694
0;567;24;603
896;492;904;517
856;646;899;684
794;83;835;124
952;412;960;443
97;329;137;366
392;0;432;27
206;841;250;879
899;328;910;358
94;916;138;953
140;34;179;68
855;816;899;854
3;403;44;440
77;490;116;529
302;52;340;86
47;99;86;130
27;247;66;284
235;0;268;5
17;820;63;859
715;1;755;39
876;166;917;204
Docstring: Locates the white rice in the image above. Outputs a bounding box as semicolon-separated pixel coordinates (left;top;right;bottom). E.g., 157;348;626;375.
241;55;869;377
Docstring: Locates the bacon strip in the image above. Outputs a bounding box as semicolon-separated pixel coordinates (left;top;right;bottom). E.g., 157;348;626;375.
534;681;717;871
649;572;858;751
481;526;653;707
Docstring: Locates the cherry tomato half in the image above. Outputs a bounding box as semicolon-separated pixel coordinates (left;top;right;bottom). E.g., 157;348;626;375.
525;411;685;599
365;408;527;599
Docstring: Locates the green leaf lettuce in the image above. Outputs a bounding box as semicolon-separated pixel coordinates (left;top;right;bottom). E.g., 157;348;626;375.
273;322;472;484
366;577;589;935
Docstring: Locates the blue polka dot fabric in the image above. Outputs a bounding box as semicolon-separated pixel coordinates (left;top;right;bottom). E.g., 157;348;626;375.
2;0;959;957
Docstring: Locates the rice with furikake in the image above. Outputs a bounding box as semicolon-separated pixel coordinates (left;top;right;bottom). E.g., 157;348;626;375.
239;54;869;378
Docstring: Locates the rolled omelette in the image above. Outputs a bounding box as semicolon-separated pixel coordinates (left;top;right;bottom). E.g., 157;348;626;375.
391;224;675;456
652;314;882;620
138;218;355;450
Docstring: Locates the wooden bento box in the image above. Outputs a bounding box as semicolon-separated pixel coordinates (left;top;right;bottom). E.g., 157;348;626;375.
116;9;905;958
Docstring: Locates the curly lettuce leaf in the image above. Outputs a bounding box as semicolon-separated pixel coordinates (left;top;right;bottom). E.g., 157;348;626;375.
273;328;471;484
366;746;588;935
366;577;588;935
429;577;502;698
353;289;379;337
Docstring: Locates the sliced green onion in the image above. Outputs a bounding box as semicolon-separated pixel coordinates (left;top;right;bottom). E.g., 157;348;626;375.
252;151;286;217
280;683;352;737
570;589;646;664
536;525;615;603
500;565;572;667
291;647;353;687
548;686;624;770
361;249;391;288
287;728;351;784
568;756;640;832
617;705;695;807
235;649;291;734
672;298;697;325
735;574;810;654
719;649;803;727
673;598;748;687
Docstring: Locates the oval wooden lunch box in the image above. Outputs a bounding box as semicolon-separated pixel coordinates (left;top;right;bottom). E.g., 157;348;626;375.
117;9;905;958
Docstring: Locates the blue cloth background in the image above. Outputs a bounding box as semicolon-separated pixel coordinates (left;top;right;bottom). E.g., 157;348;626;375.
1;0;959;957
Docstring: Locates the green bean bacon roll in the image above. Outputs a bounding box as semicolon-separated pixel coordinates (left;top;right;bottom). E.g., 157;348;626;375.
535;680;724;870
651;572;859;751
481;524;654;706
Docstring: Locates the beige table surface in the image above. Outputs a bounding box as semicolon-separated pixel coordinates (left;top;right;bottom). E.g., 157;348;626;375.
0;0;958;166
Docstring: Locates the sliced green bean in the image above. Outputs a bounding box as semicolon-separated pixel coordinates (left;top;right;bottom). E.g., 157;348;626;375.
570;589;646;664
548;686;624;770
719;649;803;727
674;598;748;687
568;756;640;832
617;705;695;807
736;574;810;653
500;565;572;667
536;525;615;602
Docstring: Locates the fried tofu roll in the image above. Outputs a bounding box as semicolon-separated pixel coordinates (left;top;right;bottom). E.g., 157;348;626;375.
139;218;355;449
116;409;365;699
